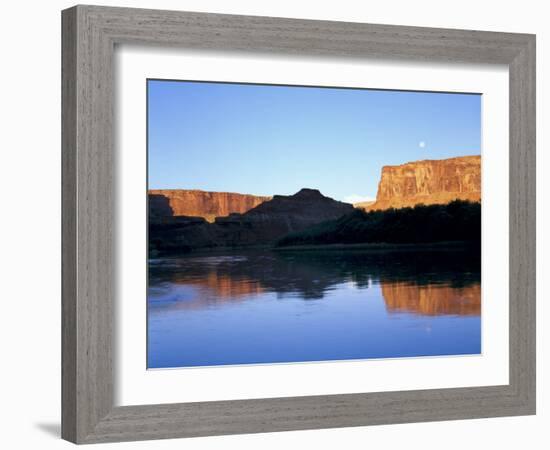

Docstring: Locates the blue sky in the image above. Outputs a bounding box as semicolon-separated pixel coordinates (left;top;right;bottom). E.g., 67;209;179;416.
148;80;481;202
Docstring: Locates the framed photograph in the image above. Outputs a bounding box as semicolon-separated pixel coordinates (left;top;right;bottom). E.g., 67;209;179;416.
62;5;536;444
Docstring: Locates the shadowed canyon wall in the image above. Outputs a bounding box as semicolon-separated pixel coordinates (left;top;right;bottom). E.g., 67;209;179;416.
149;189;355;253
149;189;271;222
366;155;481;211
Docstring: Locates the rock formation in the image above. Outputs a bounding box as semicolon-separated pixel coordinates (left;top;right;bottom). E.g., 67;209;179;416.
149;189;271;223
353;200;375;210
149;189;354;254
214;188;355;244
367;155;481;211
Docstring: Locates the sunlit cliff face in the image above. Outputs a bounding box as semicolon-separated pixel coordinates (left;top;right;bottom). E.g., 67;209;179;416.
367;155;481;211
148;189;271;222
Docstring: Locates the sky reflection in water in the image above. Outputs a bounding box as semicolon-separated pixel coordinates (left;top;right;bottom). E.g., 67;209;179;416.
147;248;481;368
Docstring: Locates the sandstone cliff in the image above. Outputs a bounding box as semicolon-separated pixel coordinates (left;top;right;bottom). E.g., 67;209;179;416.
353;200;375;209
367;155;481;211
149;189;354;254
149;189;271;222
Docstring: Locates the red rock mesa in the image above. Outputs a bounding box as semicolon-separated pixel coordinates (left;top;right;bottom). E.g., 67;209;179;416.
149;189;271;222
362;155;481;211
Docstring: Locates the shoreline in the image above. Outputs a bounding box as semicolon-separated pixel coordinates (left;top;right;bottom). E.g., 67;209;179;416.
152;240;479;258
273;240;478;252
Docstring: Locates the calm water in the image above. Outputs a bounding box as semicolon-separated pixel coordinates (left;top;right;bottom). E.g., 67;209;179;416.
148;248;481;368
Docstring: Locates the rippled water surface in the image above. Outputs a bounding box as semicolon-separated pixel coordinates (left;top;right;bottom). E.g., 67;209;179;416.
148;248;481;368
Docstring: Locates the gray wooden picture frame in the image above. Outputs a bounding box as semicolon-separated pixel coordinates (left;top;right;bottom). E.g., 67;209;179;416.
62;4;536;444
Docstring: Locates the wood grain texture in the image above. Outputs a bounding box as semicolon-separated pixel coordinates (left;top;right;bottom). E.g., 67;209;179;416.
508;36;536;408
61;7;77;443
61;4;536;444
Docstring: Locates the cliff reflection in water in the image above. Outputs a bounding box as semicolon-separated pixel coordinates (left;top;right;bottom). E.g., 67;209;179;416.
148;248;481;368
149;249;480;314
382;282;480;316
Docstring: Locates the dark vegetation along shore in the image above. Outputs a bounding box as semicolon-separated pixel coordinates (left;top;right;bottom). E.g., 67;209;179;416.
149;186;480;256
276;200;481;248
